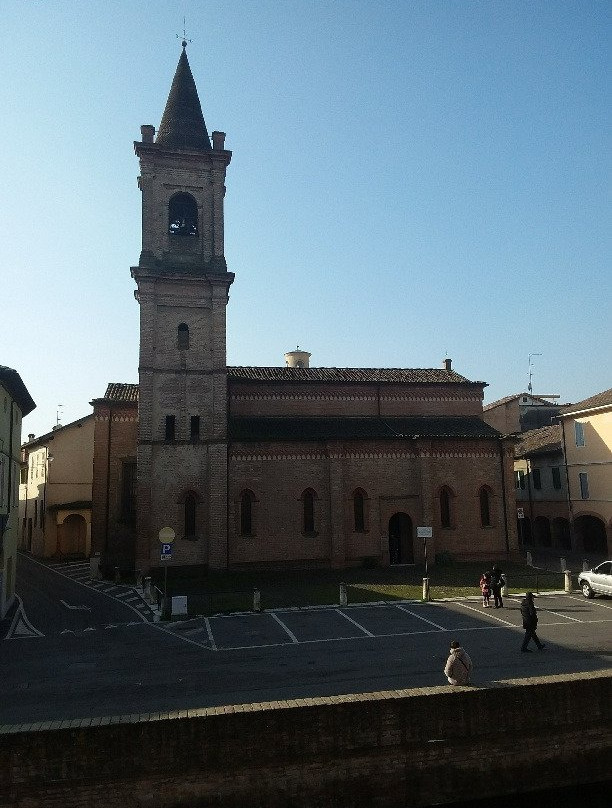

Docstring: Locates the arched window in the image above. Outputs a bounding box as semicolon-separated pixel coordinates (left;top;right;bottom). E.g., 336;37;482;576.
439;487;453;529
168;193;198;236
302;489;316;535
184;493;197;539
240;490;256;536
177;323;189;350
353;489;367;532
479;487;492;527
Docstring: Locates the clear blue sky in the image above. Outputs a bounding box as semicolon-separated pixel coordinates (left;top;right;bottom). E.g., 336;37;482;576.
2;0;610;439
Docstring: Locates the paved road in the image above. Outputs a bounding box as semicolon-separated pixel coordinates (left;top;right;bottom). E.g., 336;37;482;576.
1;554;611;725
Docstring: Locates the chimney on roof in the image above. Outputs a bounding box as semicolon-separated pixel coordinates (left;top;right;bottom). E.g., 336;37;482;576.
285;347;311;368
443;358;452;371
140;125;155;143
28;433;35;442
212;131;226;150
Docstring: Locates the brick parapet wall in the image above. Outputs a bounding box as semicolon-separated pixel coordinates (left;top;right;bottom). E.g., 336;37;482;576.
229;381;484;419
0;671;610;807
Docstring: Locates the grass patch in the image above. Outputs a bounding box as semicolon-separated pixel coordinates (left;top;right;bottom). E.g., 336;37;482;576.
151;562;567;617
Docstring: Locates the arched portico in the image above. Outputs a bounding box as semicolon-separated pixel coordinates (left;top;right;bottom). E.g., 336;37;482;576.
574;514;608;555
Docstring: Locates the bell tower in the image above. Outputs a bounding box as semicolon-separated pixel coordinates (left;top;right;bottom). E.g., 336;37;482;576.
131;43;233;572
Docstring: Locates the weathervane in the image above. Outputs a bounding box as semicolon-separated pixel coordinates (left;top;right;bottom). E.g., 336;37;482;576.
177;16;192;48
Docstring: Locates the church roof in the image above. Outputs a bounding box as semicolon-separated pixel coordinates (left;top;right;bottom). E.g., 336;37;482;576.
98;383;139;403
155;47;211;151
228;367;481;385
229;416;501;442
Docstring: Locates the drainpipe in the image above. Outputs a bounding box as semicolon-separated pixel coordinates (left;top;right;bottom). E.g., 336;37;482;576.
498;439;510;554
526;456;535;535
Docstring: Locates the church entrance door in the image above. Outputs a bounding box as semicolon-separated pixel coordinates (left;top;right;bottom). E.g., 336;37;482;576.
388;513;414;565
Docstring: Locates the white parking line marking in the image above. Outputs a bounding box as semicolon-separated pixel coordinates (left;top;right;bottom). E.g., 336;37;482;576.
148;621;214;651
395;605;447;630
457;601;516;626
270;612;299;643
544;609;582;622
335;609;374;636
204;618;217;651
567;595;612;610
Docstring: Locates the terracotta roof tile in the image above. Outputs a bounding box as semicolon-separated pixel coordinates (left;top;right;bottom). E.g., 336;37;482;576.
561;388;612;414
513;425;562;458
228;367;480;385
102;383;139;403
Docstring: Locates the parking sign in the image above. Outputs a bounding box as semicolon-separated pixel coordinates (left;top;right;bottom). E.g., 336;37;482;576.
160;543;173;561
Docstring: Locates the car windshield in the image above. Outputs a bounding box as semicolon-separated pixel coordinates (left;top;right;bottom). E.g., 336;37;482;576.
594;562;611;575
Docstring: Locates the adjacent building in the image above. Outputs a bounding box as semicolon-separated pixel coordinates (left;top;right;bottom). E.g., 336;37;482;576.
0;366;35;618
559;389;612;556
19;415;94;559
90;45;519;575
513;424;570;550
482;393;563;435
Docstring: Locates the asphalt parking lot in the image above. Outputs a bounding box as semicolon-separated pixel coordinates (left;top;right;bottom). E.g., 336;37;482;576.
165;593;612;652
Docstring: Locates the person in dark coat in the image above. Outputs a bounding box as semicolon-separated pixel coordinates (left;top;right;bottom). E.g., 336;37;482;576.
520;592;545;652
490;565;505;608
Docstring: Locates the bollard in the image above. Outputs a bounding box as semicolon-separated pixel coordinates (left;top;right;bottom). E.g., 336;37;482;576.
422;577;430;601
339;582;347;607
253;588;261;612
564;570;572;593
114;565;121;584
560;557;567;572
526;551;533;567
144;576;152;603
89;553;101;581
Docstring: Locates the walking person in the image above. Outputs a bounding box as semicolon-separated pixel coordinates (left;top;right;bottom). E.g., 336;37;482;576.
520;592;546;652
491;565;505;608
444;640;473;685
480;572;491;607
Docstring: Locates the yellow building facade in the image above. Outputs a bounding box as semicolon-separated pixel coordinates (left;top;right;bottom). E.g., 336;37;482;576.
560;389;612;556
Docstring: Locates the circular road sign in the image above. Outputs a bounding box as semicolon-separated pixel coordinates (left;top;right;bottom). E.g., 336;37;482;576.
158;527;176;544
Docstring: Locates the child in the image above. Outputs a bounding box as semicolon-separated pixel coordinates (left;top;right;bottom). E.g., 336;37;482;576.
480;572;491;607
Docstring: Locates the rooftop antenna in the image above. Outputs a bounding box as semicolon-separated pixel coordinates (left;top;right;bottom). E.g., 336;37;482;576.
527;354;542;395
176;16;192;48
55;404;64;428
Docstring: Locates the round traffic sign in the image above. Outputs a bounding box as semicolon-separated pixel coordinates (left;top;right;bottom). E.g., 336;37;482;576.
158;526;176;544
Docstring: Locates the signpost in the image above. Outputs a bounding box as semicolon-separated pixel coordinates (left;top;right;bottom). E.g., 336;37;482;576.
417;526;433;600
158;527;176;616
417;526;433;577
517;508;524;545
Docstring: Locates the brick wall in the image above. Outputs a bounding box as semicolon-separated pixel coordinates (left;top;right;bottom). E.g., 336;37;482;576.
229;437;518;567
91;401;138;572
1;671;609;807
230;381;484;419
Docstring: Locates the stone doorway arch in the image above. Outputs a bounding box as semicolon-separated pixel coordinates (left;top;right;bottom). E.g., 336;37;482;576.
388;513;414;565
58;513;87;557
574;515;608;555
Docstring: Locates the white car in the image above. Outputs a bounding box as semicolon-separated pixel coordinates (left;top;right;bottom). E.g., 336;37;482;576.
578;562;612;598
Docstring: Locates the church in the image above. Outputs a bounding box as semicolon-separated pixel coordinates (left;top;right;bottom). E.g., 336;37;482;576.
91;45;518;575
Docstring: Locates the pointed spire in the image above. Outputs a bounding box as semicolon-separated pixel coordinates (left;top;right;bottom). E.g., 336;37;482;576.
156;45;211;150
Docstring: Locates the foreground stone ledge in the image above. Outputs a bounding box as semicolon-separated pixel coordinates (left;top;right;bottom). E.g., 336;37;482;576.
0;670;610;808
0;669;610;735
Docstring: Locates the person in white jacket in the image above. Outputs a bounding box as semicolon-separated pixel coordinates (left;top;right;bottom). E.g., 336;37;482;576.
444;640;473;685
